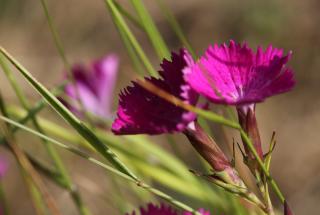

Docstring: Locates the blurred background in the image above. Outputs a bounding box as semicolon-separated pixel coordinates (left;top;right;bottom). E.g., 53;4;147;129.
0;0;319;214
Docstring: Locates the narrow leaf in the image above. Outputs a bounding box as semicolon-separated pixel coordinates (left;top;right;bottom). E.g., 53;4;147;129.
104;0;157;76
155;0;196;58
130;0;170;59
0;47;137;180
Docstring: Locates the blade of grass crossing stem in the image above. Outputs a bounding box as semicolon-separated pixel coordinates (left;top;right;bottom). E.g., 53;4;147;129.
6;99;226;205
6;106;207;196
8;104;191;182
0;116;202;215
6;106;227;208
130;0;170;59
104;0;157;76
0;47;138;181
18;106;194;183
0;53;91;215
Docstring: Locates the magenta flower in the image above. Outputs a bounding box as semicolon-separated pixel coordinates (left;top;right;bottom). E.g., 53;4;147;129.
112;50;243;182
184;40;295;106
112;49;198;135
127;203;210;215
111;49;247;185
63;54;119;119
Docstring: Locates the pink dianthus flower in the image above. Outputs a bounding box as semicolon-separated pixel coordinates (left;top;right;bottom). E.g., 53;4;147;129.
184;40;295;106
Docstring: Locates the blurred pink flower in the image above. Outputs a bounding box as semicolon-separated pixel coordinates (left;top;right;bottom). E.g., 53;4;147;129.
0;157;8;178
112;49;198;135
63;54;119;119
127;203;210;215
184;40;295;106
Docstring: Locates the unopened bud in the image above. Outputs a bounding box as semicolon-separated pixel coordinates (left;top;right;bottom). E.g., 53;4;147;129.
184;122;242;186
